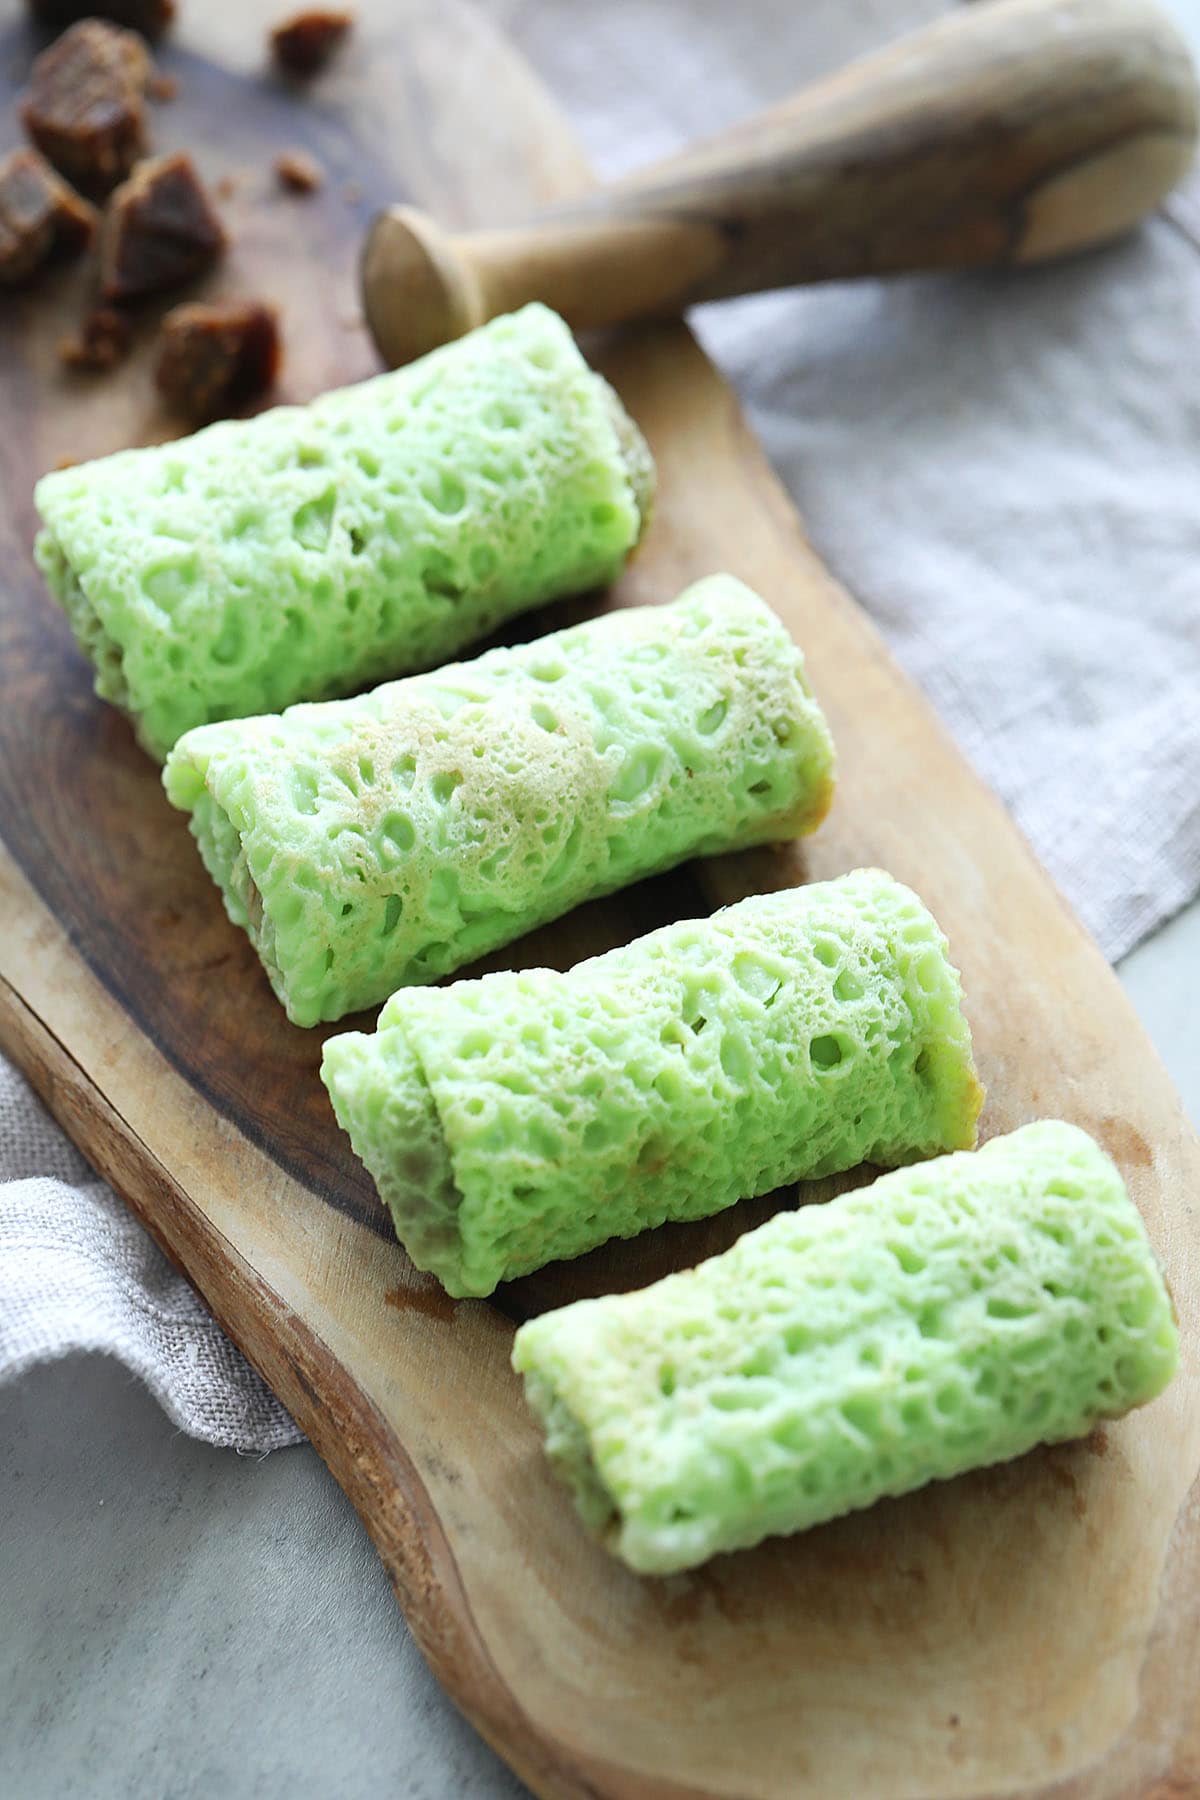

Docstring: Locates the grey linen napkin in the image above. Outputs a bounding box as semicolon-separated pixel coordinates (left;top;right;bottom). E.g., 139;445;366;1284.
2;0;1198;1451
0;1057;300;1451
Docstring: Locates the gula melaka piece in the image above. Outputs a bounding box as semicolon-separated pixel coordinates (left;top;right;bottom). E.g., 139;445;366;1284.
513;1121;1178;1574
321;869;983;1296
165;576;837;1026
35;304;654;759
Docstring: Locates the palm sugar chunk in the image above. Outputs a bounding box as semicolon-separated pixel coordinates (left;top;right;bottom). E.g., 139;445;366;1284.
0;147;95;286
22;20;152;194
155;300;280;422
99;152;225;301
26;1;176;36
59;306;132;370
270;9;353;77
274;147;323;193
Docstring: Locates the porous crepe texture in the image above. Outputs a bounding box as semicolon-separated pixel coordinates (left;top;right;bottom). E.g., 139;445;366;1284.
321;870;983;1297
513;1121;1178;1575
165;577;836;1026
35;303;653;760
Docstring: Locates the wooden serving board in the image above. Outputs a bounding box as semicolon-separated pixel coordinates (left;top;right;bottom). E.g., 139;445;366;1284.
1;5;1198;1796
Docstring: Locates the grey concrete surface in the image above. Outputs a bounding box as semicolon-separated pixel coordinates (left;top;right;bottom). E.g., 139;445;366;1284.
0;1358;528;1800
2;895;1196;1800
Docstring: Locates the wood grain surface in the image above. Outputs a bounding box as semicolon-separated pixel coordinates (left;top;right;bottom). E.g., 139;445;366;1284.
1;4;1197;1797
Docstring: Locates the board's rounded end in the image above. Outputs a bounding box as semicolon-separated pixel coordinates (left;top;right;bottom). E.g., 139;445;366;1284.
361;205;486;368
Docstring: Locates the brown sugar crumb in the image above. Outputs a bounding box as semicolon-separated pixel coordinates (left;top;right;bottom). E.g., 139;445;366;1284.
214;174;237;202
155;299;280;422
270;9;353;78
22;20;153;195
59;305;132;370
274;148;323;194
148;71;178;102
25;1;177;37
0;147;96;286
98;152;225;302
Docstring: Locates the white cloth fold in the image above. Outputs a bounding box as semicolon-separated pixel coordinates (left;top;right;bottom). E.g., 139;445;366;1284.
0;1060;300;1449
3;0;1199;1451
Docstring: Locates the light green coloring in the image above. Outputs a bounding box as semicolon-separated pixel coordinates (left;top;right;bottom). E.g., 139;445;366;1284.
166;576;836;1025
513;1119;1178;1574
35;304;653;759
322;869;983;1296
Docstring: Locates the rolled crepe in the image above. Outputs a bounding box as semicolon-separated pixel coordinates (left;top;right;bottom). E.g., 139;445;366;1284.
321;869;984;1297
165;576;837;1026
35;303;653;760
513;1121;1178;1575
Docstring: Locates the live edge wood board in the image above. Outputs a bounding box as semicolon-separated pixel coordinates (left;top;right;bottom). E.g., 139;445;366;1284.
0;5;1197;1797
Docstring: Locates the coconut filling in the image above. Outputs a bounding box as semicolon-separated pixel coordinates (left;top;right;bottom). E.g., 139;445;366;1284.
35;529;133;715
188;790;279;983
521;1369;619;1546
322;1017;465;1278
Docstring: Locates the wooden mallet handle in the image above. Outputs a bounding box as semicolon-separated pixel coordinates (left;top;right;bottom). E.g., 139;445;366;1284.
362;0;1198;367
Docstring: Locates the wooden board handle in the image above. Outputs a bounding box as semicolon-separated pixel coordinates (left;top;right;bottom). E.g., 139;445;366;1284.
363;0;1198;366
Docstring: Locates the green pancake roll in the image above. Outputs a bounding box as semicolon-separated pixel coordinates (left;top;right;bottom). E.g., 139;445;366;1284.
164;575;837;1026
321;869;984;1297
35;303;654;761
513;1120;1178;1575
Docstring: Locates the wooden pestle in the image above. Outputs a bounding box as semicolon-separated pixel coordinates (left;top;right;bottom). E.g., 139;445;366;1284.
361;0;1198;367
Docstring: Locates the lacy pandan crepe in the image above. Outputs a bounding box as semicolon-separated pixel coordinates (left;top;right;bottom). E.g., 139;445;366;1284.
35;303;654;760
513;1121;1178;1575
322;870;984;1297
165;576;837;1026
